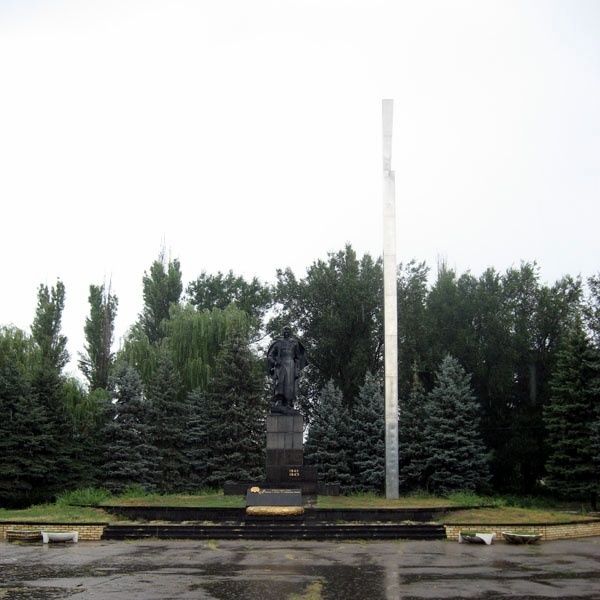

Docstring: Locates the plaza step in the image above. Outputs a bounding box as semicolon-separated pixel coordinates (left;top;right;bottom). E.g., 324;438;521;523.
102;523;446;541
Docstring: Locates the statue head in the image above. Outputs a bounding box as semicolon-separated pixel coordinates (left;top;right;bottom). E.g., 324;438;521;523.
282;326;292;339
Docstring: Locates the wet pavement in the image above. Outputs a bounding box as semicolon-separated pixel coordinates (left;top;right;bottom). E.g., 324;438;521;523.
1;537;600;599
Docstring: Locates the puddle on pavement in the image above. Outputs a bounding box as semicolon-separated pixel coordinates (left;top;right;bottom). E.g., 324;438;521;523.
0;585;71;599
198;564;386;600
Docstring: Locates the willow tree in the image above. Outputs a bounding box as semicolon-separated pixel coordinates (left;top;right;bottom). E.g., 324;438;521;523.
121;304;250;394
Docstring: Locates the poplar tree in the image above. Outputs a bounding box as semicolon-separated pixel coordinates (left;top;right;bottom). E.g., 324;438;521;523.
140;253;182;344
79;283;118;391
30;280;74;497
424;355;489;494
305;382;352;490
351;373;385;492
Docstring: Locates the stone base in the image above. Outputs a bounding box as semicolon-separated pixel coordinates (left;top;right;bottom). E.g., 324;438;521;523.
265;414;318;494
267;449;303;466
246;488;302;507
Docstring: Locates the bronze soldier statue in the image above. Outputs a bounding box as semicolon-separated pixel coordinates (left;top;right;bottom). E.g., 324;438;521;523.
267;326;306;415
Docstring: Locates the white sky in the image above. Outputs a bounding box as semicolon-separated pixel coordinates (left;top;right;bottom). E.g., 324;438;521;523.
1;0;599;379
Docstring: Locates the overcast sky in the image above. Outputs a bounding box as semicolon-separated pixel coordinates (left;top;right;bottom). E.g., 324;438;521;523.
1;0;599;379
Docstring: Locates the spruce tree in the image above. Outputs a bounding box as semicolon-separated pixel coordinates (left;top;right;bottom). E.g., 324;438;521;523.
424;355;489;495
591;406;600;510
399;368;428;491
146;352;189;492
201;332;266;487
184;388;213;489
0;327;53;506
543;324;600;505
351;373;385;492
100;366;156;493
305;382;352;490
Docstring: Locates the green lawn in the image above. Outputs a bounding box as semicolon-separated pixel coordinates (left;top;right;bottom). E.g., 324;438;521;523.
442;506;596;524
100;492;245;508
315;493;479;509
0;504;112;523
2;490;595;526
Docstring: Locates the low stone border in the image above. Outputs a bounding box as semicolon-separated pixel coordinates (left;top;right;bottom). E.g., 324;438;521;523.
445;519;600;541
0;522;106;542
3;519;599;543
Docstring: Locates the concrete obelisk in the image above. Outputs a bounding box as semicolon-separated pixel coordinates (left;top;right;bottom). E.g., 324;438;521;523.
382;99;399;499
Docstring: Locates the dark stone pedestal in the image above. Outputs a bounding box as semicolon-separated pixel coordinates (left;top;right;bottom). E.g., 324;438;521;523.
246;488;302;507
265;415;317;494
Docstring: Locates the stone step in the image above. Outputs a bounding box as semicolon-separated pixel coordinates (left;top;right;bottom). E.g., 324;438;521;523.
102;523;446;541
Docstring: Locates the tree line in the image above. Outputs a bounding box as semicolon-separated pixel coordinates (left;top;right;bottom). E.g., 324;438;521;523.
1;245;599;506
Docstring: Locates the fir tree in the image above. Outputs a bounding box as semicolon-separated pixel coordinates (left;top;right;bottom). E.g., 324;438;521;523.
399;368;429;491
184;388;213;489
351;373;385;492
0;327;53;506
201;332;266;487
591;406;600;510
424;355;489;495
146;352;189;492
543;324;600;505
100;366;156;493
305;382;352;490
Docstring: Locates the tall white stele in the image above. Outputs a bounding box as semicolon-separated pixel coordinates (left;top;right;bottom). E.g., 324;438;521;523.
382;99;399;499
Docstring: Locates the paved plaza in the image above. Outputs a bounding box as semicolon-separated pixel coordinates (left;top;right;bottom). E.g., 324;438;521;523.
1;537;600;599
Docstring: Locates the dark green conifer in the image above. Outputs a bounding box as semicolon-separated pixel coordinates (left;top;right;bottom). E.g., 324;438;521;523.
399;368;428;491
305;382;352;490
146;352;189;492
184;388;212;489
0;327;52;506
101;366;156;493
201;332;266;487
424;355;489;494
351;373;385;492
543;324;600;505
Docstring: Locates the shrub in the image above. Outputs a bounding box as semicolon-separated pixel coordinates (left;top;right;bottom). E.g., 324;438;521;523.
56;487;111;506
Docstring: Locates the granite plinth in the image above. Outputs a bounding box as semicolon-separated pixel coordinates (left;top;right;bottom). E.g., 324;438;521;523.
266;432;303;449
266;415;303;433
266;449;303;466
265;415;316;492
246;488;302;507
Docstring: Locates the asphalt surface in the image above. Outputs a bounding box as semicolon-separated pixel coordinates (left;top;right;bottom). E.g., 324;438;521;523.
1;537;600;599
